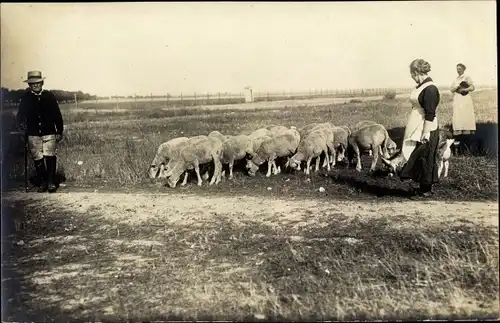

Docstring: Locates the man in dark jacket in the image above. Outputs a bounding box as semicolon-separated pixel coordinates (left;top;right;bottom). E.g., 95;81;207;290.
16;70;64;193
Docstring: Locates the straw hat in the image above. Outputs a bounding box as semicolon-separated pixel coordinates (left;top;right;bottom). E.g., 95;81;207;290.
23;70;46;83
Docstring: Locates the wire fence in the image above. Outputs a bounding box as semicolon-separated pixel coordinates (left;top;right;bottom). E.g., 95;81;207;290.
2;85;496;110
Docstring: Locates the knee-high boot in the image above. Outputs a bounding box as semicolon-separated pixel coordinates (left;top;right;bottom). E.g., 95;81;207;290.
44;155;58;193
34;158;47;193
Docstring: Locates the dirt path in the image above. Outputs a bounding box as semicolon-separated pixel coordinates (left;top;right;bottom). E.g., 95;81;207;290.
3;191;498;229
2;191;498;321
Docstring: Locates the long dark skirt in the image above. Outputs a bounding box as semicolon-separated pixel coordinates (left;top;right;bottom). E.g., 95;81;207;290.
399;128;440;185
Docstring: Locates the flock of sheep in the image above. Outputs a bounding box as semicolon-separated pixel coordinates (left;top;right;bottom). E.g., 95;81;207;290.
148;120;406;188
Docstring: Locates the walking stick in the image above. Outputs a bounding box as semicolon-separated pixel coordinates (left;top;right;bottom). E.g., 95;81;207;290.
24;132;28;193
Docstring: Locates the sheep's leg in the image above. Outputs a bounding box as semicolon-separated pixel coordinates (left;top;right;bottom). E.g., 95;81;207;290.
443;160;449;178
306;156;313;175
272;159;279;175
229;159;234;179
331;147;337;168
194;161;203;186
324;149;331;171
353;144;362;171
284;158;290;169
370;145;379;171
315;155;321;172
438;160;444;179
181;172;189;186
266;155;274;177
322;152;328;168
213;156;223;185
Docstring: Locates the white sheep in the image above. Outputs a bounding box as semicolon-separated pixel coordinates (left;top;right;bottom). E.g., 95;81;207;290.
289;128;333;175
438;138;455;179
300;123;336;168
348;123;398;172
246;128;301;177
268;125;290;137
208;130;229;144
221;135;254;179
330;126;350;166
159;135;209;180
149;137;189;179
162;136;223;188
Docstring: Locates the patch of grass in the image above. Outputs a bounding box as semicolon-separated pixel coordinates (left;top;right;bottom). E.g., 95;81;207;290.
3;197;498;321
3;90;497;201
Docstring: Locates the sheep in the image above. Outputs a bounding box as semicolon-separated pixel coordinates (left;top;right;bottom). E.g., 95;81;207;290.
149;137;189;179
162;136;223;188
246;129;301;177
350;121;397;157
380;138;455;179
339;125;352;136
298;122;322;139
289;128;333;175
248;128;272;140
208;130;230;144
352;120;378;132
268;125;290;137
221;135;254;179
247;128;274;158
330;126;349;166
347;123;397;172
300;123;337;168
438;138;455;179
159;135;209;180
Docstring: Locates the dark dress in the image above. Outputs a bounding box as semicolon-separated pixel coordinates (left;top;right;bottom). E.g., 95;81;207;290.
399;77;441;187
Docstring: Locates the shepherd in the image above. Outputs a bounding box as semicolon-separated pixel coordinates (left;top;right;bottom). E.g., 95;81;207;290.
16;70;64;193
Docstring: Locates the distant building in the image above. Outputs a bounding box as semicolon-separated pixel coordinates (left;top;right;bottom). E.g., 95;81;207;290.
244;86;254;103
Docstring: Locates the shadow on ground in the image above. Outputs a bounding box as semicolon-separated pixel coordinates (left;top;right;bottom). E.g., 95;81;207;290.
2;195;498;321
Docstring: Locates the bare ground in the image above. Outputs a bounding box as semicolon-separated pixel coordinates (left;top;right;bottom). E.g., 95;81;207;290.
2;189;499;321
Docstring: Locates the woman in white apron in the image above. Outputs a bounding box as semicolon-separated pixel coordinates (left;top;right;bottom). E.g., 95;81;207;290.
398;59;442;197
450;63;476;155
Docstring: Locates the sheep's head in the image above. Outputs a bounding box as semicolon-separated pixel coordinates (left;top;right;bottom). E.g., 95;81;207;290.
149;155;165;179
246;159;259;176
380;154;406;175
288;154;302;170
163;160;185;185
158;160;174;178
149;164;160;179
386;138;398;157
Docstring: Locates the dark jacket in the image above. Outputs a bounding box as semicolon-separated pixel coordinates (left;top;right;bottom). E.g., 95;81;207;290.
417;77;440;122
16;90;64;136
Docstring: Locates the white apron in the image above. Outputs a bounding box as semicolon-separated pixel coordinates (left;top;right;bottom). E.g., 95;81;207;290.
451;74;476;132
401;81;438;160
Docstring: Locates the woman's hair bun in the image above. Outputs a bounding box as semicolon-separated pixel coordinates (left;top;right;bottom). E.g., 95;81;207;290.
410;59;431;74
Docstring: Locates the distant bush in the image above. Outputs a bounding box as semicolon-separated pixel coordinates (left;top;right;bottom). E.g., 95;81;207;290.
349;99;363;103
384;91;397;100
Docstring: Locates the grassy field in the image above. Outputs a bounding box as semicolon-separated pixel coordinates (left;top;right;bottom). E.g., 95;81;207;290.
2;89;499;321
4;89;498;200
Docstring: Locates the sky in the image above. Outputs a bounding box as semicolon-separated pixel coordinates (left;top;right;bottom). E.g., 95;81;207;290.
1;1;497;97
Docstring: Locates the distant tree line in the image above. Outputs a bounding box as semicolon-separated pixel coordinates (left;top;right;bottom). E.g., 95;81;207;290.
1;87;98;104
